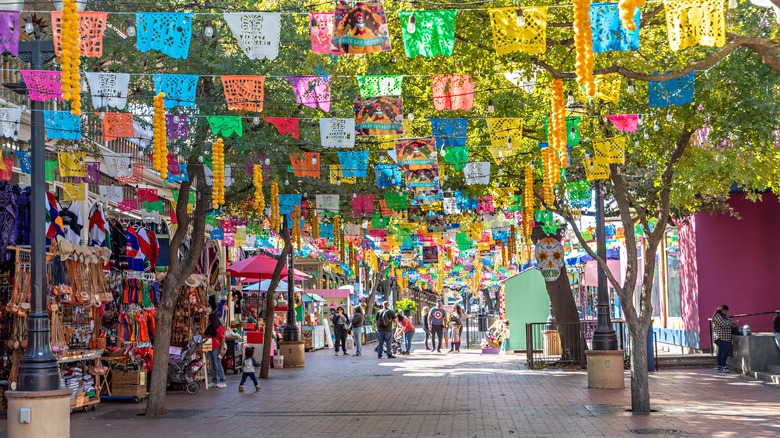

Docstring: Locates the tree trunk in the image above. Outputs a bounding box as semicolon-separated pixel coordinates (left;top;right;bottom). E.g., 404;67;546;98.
259;236;293;379
145;278;177;416
363;267;380;313
482;288;495;311
628;322;652;413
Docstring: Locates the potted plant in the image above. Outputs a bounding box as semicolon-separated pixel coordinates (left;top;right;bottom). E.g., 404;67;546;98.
396;299;418;317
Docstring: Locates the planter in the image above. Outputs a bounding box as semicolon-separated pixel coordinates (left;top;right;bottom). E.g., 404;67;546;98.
403;309;411;317
482;347;500;354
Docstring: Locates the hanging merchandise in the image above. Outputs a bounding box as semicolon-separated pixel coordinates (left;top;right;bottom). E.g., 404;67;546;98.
52;11;108;58
0;11;20;56
573;0;596;98
288;76;331;112
486;118;523;163
618;0;646;30
606;114;639;132
320;118;356;148
20;70;61;101
664;0;726;51
85;72;130;110
101;112;134;142
263;117;299;139
153;74;199;108
58;152;87;177
488;7;548;55
397;10;458;58
590;2;640;53
43;110;81;140
290;152;321;178
253;165;265;216
522;164;534;241
0;108;21;139
221;75;266;112
593;136;627;165
223;13;282;60
270;181;280;231
374;163;402;188
584;157;610;180
136;12;193;59
337;151;369;178
46;192;65;244
356;75;403;97
57;0;81;115
464;162;490;185
212;138;225;209
354;96;404;136
648;72;694;107
332;0;392;55
206;116;243;137
309;12;339;55
431;74;474;111
152;92;168;179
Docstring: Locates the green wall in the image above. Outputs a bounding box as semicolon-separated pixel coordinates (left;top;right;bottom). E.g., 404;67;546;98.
503;269;551;351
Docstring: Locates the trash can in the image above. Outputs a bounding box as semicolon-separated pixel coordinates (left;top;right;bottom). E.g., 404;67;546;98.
478;312;488;332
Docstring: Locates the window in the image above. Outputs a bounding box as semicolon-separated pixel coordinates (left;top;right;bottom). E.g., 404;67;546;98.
665;228;682;318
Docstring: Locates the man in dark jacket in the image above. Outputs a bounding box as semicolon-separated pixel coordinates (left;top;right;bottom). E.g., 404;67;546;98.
376;302;396;359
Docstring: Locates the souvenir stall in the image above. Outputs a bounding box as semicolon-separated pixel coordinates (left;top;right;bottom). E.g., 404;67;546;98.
301;292;325;351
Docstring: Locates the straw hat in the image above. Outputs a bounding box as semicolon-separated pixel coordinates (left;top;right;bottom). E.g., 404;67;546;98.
185;275;199;288
100;247;112;263
56;236;73;260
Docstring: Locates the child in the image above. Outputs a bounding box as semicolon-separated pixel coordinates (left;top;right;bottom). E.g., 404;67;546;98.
239;346;261;392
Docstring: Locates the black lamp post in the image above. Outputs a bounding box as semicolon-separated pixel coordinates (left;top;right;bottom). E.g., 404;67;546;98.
2;38;60;391
591;180;618;350
282;222;299;342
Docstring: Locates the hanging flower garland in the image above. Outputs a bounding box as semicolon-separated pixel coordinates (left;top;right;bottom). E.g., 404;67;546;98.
310;200;319;240
542;147;554;205
523;164;534;241
339;232;346;262
332;215;340;252
152;92;168;179
509;224;517;262
270;181;280;232
60;0;81;115
292;205;301;249
618;0;644;31
550;79;567;170
211;138;224;210
573;0;596;97
253;165;265;216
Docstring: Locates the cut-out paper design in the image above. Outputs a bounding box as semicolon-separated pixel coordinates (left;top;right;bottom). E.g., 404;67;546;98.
99;185;123;203
375;163;402;188
0;108;21;139
352;194;374;217
584;157;610;180
355;96;403;136
477;196;495;213
590;3;640;53
309;12;339;55
566;180;592;208
206;116;243;137
85;72;130;110
372;213;390;229
396;138;437;170
442;197;460;215
104;153;132;178
486;118;523;163
503;68;538;94
167;163;189;183
102;112;134;142
379;199;398;217
290;152;321;178
329;164;356;184
288;76;331;112
16;150;31;174
580;74;622;104
320;118;356;148
593;136;626;165
606;114;639;132
222;75;266;112
338;151;369;178
45;160;57;182
0;11;20;57
223;13;282;60
44;111;81;140
137;188;159;202
488;7;548;55
52;11;108;58
279;194;302;215
20;70;62;101
263;117;299;139
209;228;224;241
136;12;193;59
442;146;468;171
664;0;725;51
648;72;694;107
153;74;199;109
384;192;407;211
464;161;491;185
544;116;582;146
62;183;85;201
315;194;340;216
0;157;11;180
79;162;100;184
58;152;86;177
431;74;474;111
332;0;392;55
430;118;467;149
166;114;188;139
356;75;402;97
397;9;457;58
144;201;164;213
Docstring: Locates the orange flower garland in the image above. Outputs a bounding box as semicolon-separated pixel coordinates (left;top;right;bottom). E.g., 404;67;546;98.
550;79;567;170
311;200;319;240
253;165;265;216
523;164;534;241
542;147;554;205
211;138;224;209
60;0;81;115
152;92;168;180
618;0;645;31
573;0;596;98
270;181;280;231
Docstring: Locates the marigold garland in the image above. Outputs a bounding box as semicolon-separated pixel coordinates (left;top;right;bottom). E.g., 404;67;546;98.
292;206;301;249
211;138;224;210
152;92;168;179
253;165;265;216
573;0;596;98
332;215;340;250
618;0;645;31
550;79;567;170
523;164;534;241
509;224;517;262
270;181;280;231
60;0;81;115
310;201;319;240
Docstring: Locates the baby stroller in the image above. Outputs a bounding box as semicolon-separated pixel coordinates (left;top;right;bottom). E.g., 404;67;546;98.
167;339;204;395
391;332;405;356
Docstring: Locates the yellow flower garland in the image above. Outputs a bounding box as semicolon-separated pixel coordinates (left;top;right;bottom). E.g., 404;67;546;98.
551;79;567;170
211;138;224;210
311;200;319;240
253;165;265;216
60;0;81;115
270;181;280;231
573;0;596;98
523;164;534;241
152;92;168;180
618;0;644;31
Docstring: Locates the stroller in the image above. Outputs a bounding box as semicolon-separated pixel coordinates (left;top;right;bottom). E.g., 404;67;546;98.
167;339;204;395
391;332;405;356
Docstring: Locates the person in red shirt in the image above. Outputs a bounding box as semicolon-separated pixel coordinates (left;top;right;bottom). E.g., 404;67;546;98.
395;313;416;355
204;313;227;387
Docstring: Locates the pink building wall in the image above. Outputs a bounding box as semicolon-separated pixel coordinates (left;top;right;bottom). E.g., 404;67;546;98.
683;193;780;349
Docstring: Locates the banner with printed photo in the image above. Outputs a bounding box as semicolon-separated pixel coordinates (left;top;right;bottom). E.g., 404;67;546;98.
354;96;403;136
405;166;440;191
332;0;391;55
395;137;437;170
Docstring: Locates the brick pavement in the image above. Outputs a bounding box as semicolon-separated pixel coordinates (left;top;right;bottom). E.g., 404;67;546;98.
3;336;779;438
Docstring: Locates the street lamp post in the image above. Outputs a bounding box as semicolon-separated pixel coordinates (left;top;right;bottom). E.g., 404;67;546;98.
591;180;618;351
3;39;60;391
282;244;298;342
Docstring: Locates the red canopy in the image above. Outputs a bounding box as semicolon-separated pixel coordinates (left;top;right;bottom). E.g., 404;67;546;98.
227;254;310;280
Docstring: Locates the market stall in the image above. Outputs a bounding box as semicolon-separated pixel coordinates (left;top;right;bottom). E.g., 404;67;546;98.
301;292;325;351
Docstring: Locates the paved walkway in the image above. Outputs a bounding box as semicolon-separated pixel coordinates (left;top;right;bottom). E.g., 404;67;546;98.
3;336;780;437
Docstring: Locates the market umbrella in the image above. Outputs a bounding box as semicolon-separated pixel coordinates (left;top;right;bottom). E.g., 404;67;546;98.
227;254;310;280
243;279;302;292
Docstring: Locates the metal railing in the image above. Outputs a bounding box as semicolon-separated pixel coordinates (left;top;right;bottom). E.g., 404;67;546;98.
462;314;496;349
707;310;779;355
525;320;628;369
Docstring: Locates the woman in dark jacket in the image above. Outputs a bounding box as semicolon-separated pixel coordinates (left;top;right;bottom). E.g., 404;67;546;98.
351;305;365;356
332;306;350;356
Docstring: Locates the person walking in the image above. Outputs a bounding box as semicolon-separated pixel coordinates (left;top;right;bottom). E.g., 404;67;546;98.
351;305;366;356
376;302;396;359
449;304;464;353
428;302;448;353
332;306;350;356
204;313;227;387
421;306;432;350
712;305;738;373
396;313;416;355
238;346;261;393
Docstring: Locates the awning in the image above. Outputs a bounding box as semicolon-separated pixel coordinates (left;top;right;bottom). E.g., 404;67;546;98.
307;288;351;298
302;293;325;303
